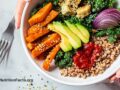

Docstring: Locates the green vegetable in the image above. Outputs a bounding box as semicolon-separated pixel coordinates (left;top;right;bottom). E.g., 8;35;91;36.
60;34;73;52
65;21;89;43
108;35;117;43
46;0;59;6
88;0;116;13
108;0;117;7
56;0;116;30
55;50;76;69
31;8;38;17
41;0;59;6
48;24;72;52
82;13;97;30
53;22;82;49
55;13;97;31
30;4;41;17
76;23;90;40
95;26;120;43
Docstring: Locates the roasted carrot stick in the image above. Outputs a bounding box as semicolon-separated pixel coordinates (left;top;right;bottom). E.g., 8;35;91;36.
32;33;61;58
43;44;60;70
26;27;50;43
40;10;59;27
28;2;52;26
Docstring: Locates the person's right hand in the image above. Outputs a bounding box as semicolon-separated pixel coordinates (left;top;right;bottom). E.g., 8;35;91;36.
110;69;120;83
15;0;26;29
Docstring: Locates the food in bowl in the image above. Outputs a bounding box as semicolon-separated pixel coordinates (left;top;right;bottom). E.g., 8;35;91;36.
25;0;120;79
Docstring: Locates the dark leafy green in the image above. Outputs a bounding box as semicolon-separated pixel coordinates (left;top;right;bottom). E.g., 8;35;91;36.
55;50;76;69
81;13;97;30
95;26;120;43
41;0;59;7
30;8;39;17
55;13;97;32
108;0;117;7
45;0;59;6
55;0;116;31
88;0;116;13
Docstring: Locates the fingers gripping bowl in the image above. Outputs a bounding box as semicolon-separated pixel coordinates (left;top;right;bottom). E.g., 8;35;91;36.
21;0;120;85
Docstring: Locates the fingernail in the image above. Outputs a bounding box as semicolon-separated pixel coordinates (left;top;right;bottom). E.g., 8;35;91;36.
116;76;120;79
110;80;114;83
15;22;19;29
116;74;120;78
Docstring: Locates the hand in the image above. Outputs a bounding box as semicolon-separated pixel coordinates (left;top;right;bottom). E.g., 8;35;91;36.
15;0;26;29
110;69;120;83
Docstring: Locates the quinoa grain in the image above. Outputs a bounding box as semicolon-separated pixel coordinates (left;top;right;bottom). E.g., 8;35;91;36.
60;37;120;78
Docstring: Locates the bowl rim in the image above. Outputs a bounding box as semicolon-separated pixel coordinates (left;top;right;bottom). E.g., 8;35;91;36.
20;1;120;86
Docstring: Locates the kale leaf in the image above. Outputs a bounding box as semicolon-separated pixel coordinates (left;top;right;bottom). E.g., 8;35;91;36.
55;13;97;32
88;0;116;13
55;0;116;31
30;8;39;17
55;50;76;69
95;26;120;43
108;35;117;43
42;0;59;6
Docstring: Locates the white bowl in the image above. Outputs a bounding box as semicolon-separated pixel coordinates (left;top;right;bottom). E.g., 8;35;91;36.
20;0;120;86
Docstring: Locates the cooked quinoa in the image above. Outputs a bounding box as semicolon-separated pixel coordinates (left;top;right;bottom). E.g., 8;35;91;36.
60;37;120;78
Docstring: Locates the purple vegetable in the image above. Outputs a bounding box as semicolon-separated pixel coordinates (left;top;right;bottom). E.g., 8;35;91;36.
93;8;120;29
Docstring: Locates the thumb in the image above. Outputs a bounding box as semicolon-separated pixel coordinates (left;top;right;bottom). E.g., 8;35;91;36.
15;0;26;29
116;69;120;78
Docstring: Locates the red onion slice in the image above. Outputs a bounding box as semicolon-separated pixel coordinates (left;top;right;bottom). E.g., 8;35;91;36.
93;8;120;29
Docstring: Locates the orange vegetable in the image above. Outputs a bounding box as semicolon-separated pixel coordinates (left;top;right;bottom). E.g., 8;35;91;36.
28;10;59;35
32;33;61;58
26;36;50;50
40;10;59;27
28;2;52;26
27;24;42;35
43;44;60;70
26;27;50;43
37;53;46;60
27;43;37;50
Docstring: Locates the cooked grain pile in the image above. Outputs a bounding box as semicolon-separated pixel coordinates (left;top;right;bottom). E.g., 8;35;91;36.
60;37;120;78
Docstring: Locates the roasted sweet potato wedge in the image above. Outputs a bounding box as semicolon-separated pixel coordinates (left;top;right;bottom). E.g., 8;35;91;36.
40;10;59;27
27;24;42;35
32;33;61;58
26;27;50;43
43;44;60;70
28;2;52;26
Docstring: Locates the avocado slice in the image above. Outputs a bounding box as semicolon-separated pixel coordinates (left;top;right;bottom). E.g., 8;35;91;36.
76;23;90;40
60;34;72;52
48;24;72;52
65;21;89;43
53;22;81;49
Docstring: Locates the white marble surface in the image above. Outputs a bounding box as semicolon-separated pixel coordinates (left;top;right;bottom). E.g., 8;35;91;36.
0;0;120;90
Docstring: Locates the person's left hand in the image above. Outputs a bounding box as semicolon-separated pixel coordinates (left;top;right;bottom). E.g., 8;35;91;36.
15;0;26;29
110;69;120;83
